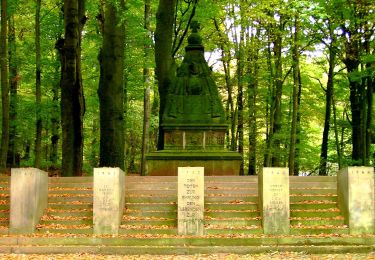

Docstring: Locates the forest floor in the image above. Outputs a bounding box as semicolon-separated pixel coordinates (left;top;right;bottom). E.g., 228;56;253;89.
0;252;374;260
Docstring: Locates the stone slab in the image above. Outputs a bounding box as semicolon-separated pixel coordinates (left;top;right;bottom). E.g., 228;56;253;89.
178;167;204;235
10;168;48;234
147;151;242;175
259;167;290;234
337;167;374;234
93;167;125;235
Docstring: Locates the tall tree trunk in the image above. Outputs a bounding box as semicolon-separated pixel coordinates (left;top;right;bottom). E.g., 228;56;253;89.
247;28;259;175
332;96;342;169
60;0;85;176
236;2;245;175
34;0;42;168
319;27;336;175
289;14;301;176
7;14;19;167
0;0;9;173
98;0;125;169
154;0;176;150
364;24;373;166
141;0;152;176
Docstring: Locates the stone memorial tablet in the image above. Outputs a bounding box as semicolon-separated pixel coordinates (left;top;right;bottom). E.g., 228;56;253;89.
178;167;204;235
259;167;290;234
10;168;48;234
93;167;125;235
338;167;374;234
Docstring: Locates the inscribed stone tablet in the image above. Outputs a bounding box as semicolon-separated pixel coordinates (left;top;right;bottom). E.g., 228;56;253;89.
178;167;204;235
93;167;125;235
259;167;290;234
10;168;48;234
338;167;374;234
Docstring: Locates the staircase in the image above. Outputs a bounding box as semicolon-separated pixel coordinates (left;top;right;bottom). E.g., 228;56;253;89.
36;177;93;234
0;176;9;235
290;176;348;235
0;175;373;255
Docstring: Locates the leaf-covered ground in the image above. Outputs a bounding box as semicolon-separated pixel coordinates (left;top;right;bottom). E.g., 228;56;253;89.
0;252;374;259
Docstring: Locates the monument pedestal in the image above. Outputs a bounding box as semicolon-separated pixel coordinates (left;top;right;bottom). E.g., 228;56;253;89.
147;150;241;176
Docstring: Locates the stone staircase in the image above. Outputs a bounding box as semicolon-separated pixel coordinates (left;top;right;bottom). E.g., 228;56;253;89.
36;177;93;234
0;176;9;235
290;176;348;235
0;175;373;255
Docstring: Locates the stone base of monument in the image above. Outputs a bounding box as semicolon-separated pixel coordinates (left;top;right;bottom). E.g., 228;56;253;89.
146;151;242;175
337;166;374;234
9;168;48;234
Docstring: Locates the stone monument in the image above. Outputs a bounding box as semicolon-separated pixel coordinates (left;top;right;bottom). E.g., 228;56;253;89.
337;166;374;234
10;168;48;234
147;21;242;175
93;167;126;235
258;167;290;234
178;167;204;235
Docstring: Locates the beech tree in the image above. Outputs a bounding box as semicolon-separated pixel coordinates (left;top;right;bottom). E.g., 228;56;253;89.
59;0;86;176
98;0;125;169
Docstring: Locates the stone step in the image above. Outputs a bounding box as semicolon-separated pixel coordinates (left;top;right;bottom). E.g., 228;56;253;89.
49;183;93;189
205;218;261;226
47;203;92;210
290;218;345;226
48;196;93;203
1;244;373;255
290;227;349;235
205;227;263;235
289;189;337;195
290;202;338;210
121;218;177;226
35;228;93;235
206;203;258;211
290;195;337;202
3;235;373;248
40;219;93;225
48;189;93;195
290;209;342;218
119;227;177;235
125;203;177;211
49;177;93;183
45;210;93;217
0;204;9;210
205;211;259;218
125;195;259;203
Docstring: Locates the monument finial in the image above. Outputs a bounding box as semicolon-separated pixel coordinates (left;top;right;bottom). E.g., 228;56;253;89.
190;20;200;33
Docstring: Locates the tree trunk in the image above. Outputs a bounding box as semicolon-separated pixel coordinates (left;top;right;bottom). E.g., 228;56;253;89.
0;0;9;173
98;0;125;169
236;2;245;175
154;0;176;150
247;28;259;175
141;0;152;176
332;96;342;169
7;14;19;168
289;14;301;176
141;87;151;176
34;0;42;168
60;0;85;176
319;28;336;175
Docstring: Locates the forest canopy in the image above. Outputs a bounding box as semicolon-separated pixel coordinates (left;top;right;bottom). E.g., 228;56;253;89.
0;0;374;176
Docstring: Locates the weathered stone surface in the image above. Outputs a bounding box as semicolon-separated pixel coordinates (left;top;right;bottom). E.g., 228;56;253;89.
147;21;242;176
337;167;374;234
178;167;204;235
10;168;48;234
147;151;241;176
93;168;125;235
259;167;290;234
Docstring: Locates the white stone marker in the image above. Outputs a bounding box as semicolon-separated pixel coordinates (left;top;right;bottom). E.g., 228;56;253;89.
10;168;48;234
259;167;290;234
178;167;204;235
93;167;125;235
337;167;374;234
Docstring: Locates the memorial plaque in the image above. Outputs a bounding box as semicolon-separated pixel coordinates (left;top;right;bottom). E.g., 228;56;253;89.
10;168;48;234
259;167;290;234
93;167;125;235
338;167;374;234
178;167;204;235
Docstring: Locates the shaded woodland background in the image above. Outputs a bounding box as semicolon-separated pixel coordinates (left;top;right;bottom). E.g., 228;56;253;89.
0;0;374;176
